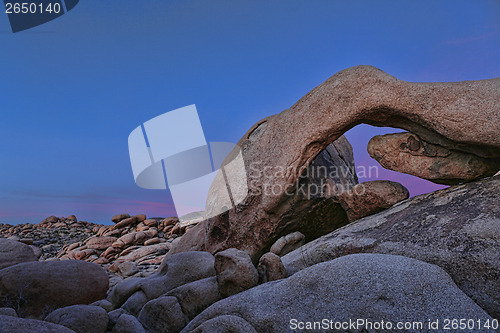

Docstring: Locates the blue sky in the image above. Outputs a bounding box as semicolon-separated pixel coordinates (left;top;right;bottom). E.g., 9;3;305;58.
0;0;499;224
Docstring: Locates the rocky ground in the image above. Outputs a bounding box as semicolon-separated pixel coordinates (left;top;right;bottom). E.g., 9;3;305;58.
0;213;201;288
0;66;499;332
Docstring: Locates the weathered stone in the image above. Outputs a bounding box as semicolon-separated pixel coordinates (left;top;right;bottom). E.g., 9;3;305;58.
86;236;118;250
138;296;188;333
339;180;409;222
134;214;147;222
215;248;258;297
107;308;128;329
111;214;130;224
187;315;257;333
368;132;500;185
44;305;108;333
165;277;222;320
0;238;38;270
110;261;139;277
0;261;109;318
121;290;148;316
107;251;215;309
257;252;286;283
90;299;114;312
112;217;138;230
143;219;158;227
269;231;305;256
283;175;500;318
0;314;75;332
112;314;146;333
170;65;500;261
115;243;168;262
29;245;42;259
0;307;17;317
183;254;494;333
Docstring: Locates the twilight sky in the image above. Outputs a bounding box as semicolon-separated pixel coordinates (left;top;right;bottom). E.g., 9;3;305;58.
0;0;499;225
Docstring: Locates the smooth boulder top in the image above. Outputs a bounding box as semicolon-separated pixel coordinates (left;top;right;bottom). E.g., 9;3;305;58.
0;260;109;318
0;238;38;270
182;254;495;333
0;314;76;333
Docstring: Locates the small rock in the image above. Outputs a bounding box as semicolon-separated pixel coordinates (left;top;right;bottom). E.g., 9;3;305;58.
0;307;17;317
269;232;305;257
111;214;131;224
214;248;258;298
138;296;187;333
112;314;146;333
86;236;118;250
257;253;286;283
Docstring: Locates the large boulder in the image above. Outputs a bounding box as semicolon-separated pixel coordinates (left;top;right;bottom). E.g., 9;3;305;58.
283;175;500;318
368;132;500;185
170;65;500;261
182;254;494;333
0;314;76;332
44;305;108;333
0;238;38;269
0;261;109;318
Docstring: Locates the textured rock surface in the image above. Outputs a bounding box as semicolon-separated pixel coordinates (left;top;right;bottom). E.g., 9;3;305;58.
0;314;76;332
170;65;500;261
283;175;500;318
138;296;188;333
112;314;146;333
339;180;409;221
165;277;222;320
269;231;305;256
0;307;17;317
0;238;38;269
183;254;494;333
215;248;258;298
257;252;286;283
187;315;257;333
107;251;215;309
0;261;108;318
44;305;108;333
368;132;500;185
171;138;357;261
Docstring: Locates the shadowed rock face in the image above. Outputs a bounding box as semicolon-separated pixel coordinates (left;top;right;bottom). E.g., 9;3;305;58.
368;132;500;185
170;65;500;261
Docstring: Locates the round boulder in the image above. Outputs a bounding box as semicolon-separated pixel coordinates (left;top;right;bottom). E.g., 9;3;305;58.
0;261;109;318
45;305;108;333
